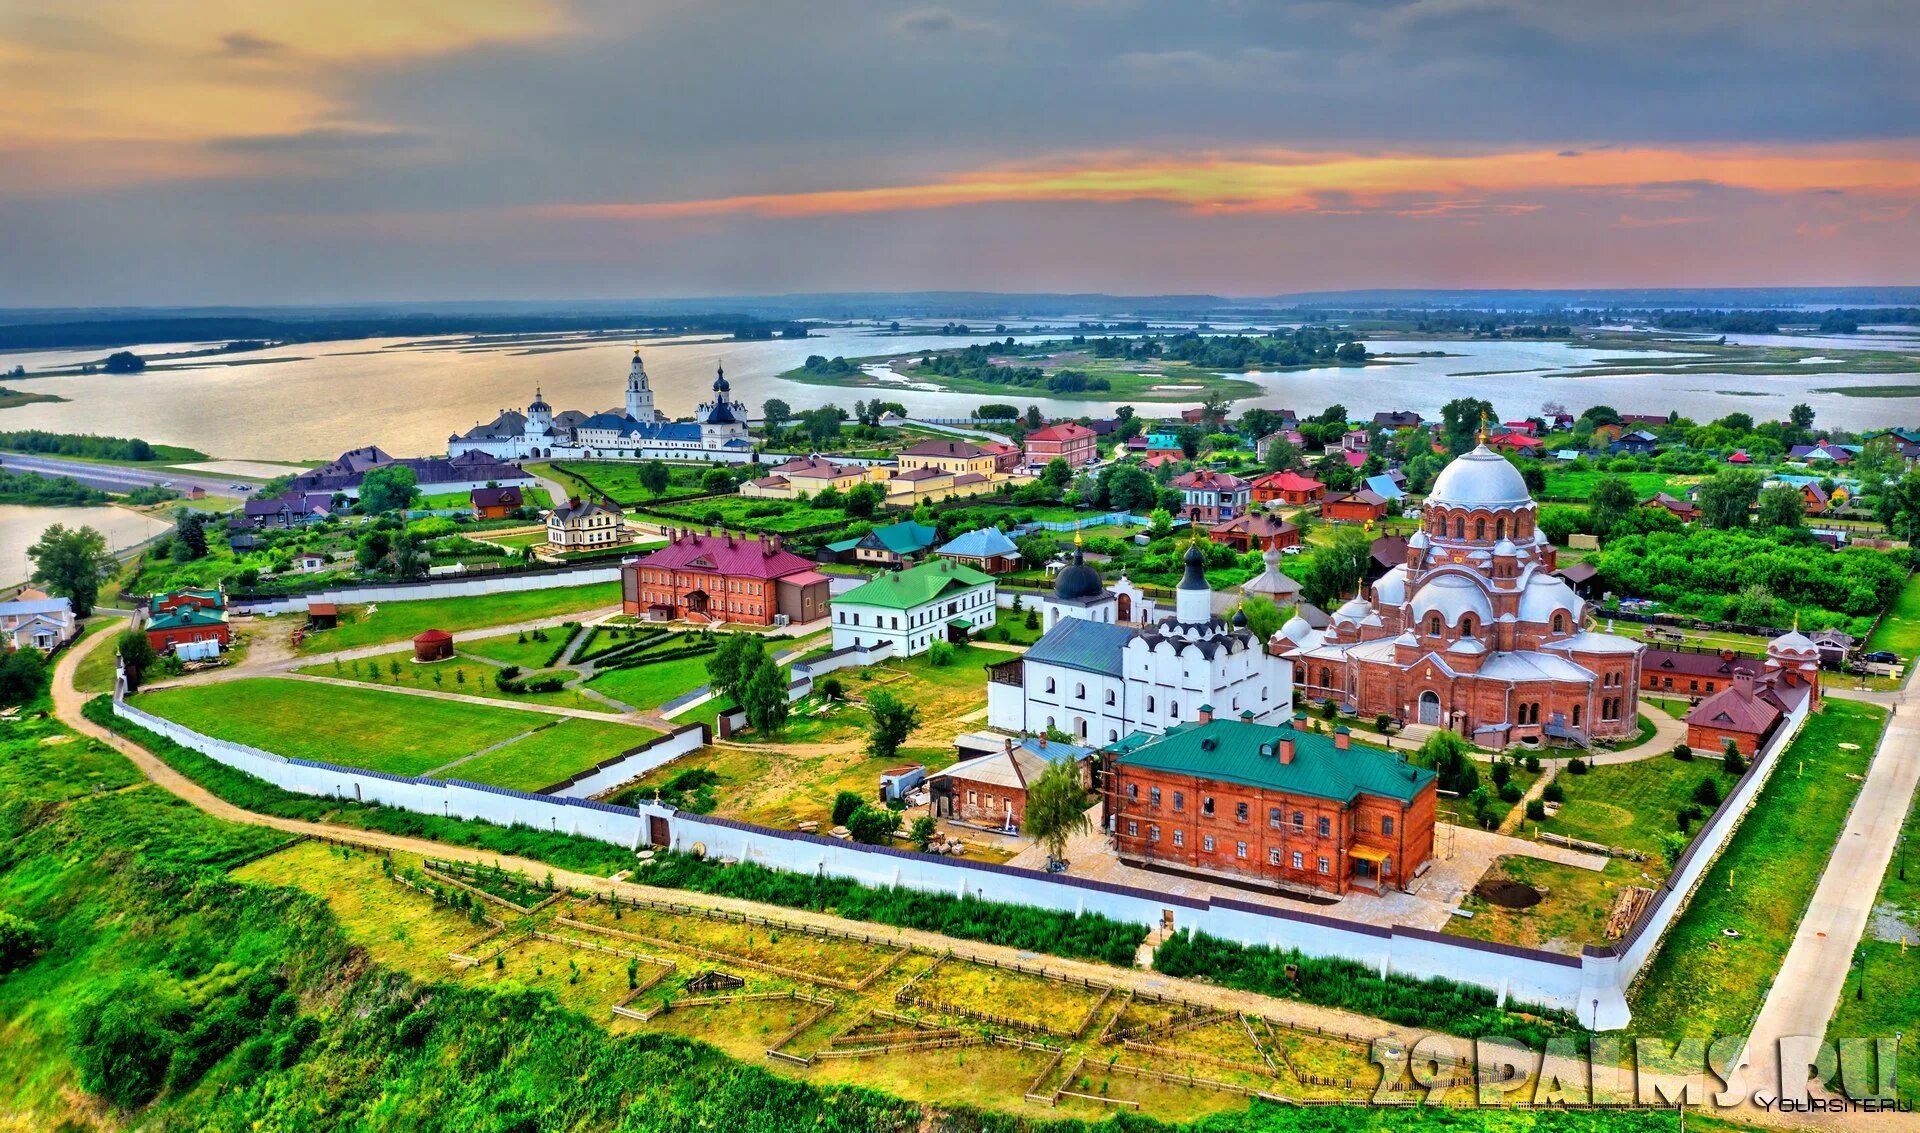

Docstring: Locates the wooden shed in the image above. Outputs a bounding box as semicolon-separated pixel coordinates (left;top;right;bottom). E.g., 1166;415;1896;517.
412;629;454;663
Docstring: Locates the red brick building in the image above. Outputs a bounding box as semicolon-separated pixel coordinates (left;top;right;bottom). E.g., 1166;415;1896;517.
1640;647;1761;698
927;736;1095;831
1318;488;1389;523
144;589;231;654
1250;470;1326;506
1683;629;1821;755
1209;512;1300;553
1271;444;1645;750
622;529;830;626
1104;712;1437;896
1024;422;1099;469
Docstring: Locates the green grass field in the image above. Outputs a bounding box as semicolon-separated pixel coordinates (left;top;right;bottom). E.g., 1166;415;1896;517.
460;626;575;669
67;620;122;695
645;495;859;533
1540;469;1701;502
1868;572;1920;662
1531;755;1737;867
1629;699;1887;1038
296;582;620;653
587;653;714;711
1825;780;1920;1102
292;655;602;711
446;717;659;791
135;677;549;777
538;460;720;506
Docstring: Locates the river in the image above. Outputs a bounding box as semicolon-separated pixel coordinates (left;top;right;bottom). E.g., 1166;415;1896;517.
1;324;1916;460
0;504;171;588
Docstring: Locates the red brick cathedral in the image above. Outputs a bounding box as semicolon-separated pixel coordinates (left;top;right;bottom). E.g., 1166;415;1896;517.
1270;444;1643;748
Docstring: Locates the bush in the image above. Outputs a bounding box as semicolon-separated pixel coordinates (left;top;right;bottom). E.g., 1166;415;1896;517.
845;805;897;845
1567;758;1589;775
0;911;41;973
830;790;864;826
1525;800;1547;821
1374;713;1393;733
1693;777;1724;807
926;641;955;668
909;815;938;851
1523;754;1540;773
1672;743;1694;762
70;981;187;1109
1541;781;1565;804
1490;761;1512;788
1498;781;1523;804
1723;747;1749;775
817;676;843;701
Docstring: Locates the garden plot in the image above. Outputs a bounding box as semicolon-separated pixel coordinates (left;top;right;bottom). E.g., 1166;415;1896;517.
896;954;1111;1037
558;896;910;989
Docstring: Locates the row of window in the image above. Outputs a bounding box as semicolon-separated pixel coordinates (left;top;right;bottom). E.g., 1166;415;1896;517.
1121;822;1341;874
1119;785;1393;836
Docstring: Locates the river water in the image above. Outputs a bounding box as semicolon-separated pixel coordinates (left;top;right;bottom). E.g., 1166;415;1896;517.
1;324;1916;460
0;504;171;588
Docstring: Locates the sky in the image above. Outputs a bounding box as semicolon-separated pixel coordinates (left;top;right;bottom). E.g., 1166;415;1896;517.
1;0;1916;306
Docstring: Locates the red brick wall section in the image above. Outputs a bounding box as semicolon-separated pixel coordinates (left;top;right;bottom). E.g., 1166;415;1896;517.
1687;723;1762;756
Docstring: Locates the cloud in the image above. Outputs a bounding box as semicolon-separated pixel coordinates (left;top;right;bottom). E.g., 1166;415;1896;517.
208;126;431;153
218;31;285;57
890;7;1000;37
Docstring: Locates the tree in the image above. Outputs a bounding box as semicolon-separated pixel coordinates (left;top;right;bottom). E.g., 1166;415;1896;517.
976;403;1019;420
1851;436;1904;491
1174;425;1203;460
637;461;671;498
116;631;156;692
1876;468;1920;541
1098;464;1158;513
909;815;938;851
740;657;790;737
864;690;920;762
1415;730;1480;796
761;398;792;432
358;464;419;514
173;510;208;561
1440;397;1496;454
701;466;735;495
705;633;767;709
1787;402;1816;441
1042;457;1072;490
1301;526;1372;607
842;481;884;518
1694;468;1763;529
1237;596;1283;642
1240;408;1285;442
391;533;427;580
1024;759;1092;868
101;350;147;373
0;911;40;973
0;648;48;706
831;791;865;826
355;529;391;571
27;524;112;617
1587;475;1636;537
1755;482;1805;530
845;804;897;845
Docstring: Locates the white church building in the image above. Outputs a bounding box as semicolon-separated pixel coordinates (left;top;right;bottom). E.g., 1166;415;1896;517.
987;542;1294;745
448;350;756;464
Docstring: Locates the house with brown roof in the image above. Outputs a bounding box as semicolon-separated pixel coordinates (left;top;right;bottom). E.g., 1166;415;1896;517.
1642;492;1700;522
1683;630;1821;757
739;455;869;500
1319;488;1389;524
928;736;1094;832
1250;470;1326;506
897;438;997;477
1209;512;1300;553
470;485;524;519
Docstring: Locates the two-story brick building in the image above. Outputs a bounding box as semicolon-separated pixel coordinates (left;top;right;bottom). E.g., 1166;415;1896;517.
1024;422;1099;469
1103;711;1437;896
621;529;830;626
1171;469;1250;524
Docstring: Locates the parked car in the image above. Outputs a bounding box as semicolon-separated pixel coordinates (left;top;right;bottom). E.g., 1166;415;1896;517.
1862;650;1900;665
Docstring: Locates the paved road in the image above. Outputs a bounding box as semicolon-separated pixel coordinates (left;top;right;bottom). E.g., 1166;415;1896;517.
0;452;242;497
1732;685;1920;1127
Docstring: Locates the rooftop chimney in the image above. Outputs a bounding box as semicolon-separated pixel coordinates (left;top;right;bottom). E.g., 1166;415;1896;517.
1334;727;1351;751
1197;705;1213;724
1279;736;1296;764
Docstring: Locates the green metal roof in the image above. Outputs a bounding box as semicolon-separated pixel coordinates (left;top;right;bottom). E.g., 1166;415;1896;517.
826;520;940;556
150;588;223;613
1110;719;1433;806
146;606;229;631
835;559;994;611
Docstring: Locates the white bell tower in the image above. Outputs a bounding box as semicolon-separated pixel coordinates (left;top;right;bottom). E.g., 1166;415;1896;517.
625;349;658;422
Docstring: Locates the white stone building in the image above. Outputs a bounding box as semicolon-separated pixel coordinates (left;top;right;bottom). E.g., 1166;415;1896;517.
449;352;755;463
987;542;1293;745
830;559;997;658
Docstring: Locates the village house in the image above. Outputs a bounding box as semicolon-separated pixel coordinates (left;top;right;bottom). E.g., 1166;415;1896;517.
1250;469;1326;506
825;520;940;567
881;464;998;504
1608;429;1661;456
934;527;1023;574
622;529;829;626
927;736;1094;832
1788;439;1857;465
1642;492;1700;522
738;455;869;500
291;445;536;499
830;558;996;657
1024;422;1099;469
1255;427;1305;463
1172;469;1250;524
1103;712;1437;896
470;485;524;519
145;589;231;657
1485;431;1544;456
0;594;75;653
1140;433;1184;460
546;497;632;551
1372;411;1423;430
240;491;335;529
1318;488;1389;524
979;441;1023;472
1209;512;1300;553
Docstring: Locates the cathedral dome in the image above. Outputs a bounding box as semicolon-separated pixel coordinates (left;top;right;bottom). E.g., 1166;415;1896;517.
1410;571;1494;628
1517;574;1581;625
1276;614;1313;642
1427;445;1532;510
1052;546;1104;601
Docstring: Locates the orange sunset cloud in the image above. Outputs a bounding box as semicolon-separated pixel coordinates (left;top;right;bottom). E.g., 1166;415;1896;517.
536;145;1920;221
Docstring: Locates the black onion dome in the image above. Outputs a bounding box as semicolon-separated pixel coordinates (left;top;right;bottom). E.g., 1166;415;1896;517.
1052;545;1104;601
1177;542;1209;591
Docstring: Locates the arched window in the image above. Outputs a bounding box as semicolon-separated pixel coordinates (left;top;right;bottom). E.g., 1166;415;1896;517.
1109;728;1119;742
1460;616;1476;639
1552;612;1567;635
1474;517;1486;540
1428;615;1443;636
1046;677;1056;694
1147;695;1156;712
1453;516;1465;539
1496;517;1506;541
1572;704;1582;726
1075;682;1086;700
1318;666;1331;687
1105;689;1116;706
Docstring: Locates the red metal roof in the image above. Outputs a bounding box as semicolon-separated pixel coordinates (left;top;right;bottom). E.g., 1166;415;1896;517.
633;531;818;579
1026;423;1095;442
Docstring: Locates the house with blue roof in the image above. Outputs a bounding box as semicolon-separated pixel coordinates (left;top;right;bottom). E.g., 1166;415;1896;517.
934;526;1022;574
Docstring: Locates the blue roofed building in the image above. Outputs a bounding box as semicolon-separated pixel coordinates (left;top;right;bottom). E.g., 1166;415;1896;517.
935;526;1022;574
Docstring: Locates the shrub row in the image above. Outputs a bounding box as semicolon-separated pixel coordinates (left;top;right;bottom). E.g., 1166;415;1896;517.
1151;928;1576;1046
541;622;583;668
596;642;717;672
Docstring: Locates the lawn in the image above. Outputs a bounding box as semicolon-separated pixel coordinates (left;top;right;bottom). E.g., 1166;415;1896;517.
1540;469;1701;502
588;653;714;712
67;620;123;694
1868;571;1920;662
1825;778;1920;1102
695;642;1000;750
538;459;724;506
1629;699;1888;1038
645;495;861;534
293;654;602;711
1445;856;1629;954
461;626;578;669
1533;754;1742;867
610;737;963;830
446;717;659;792
296;581;620;653
135;677;550;777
